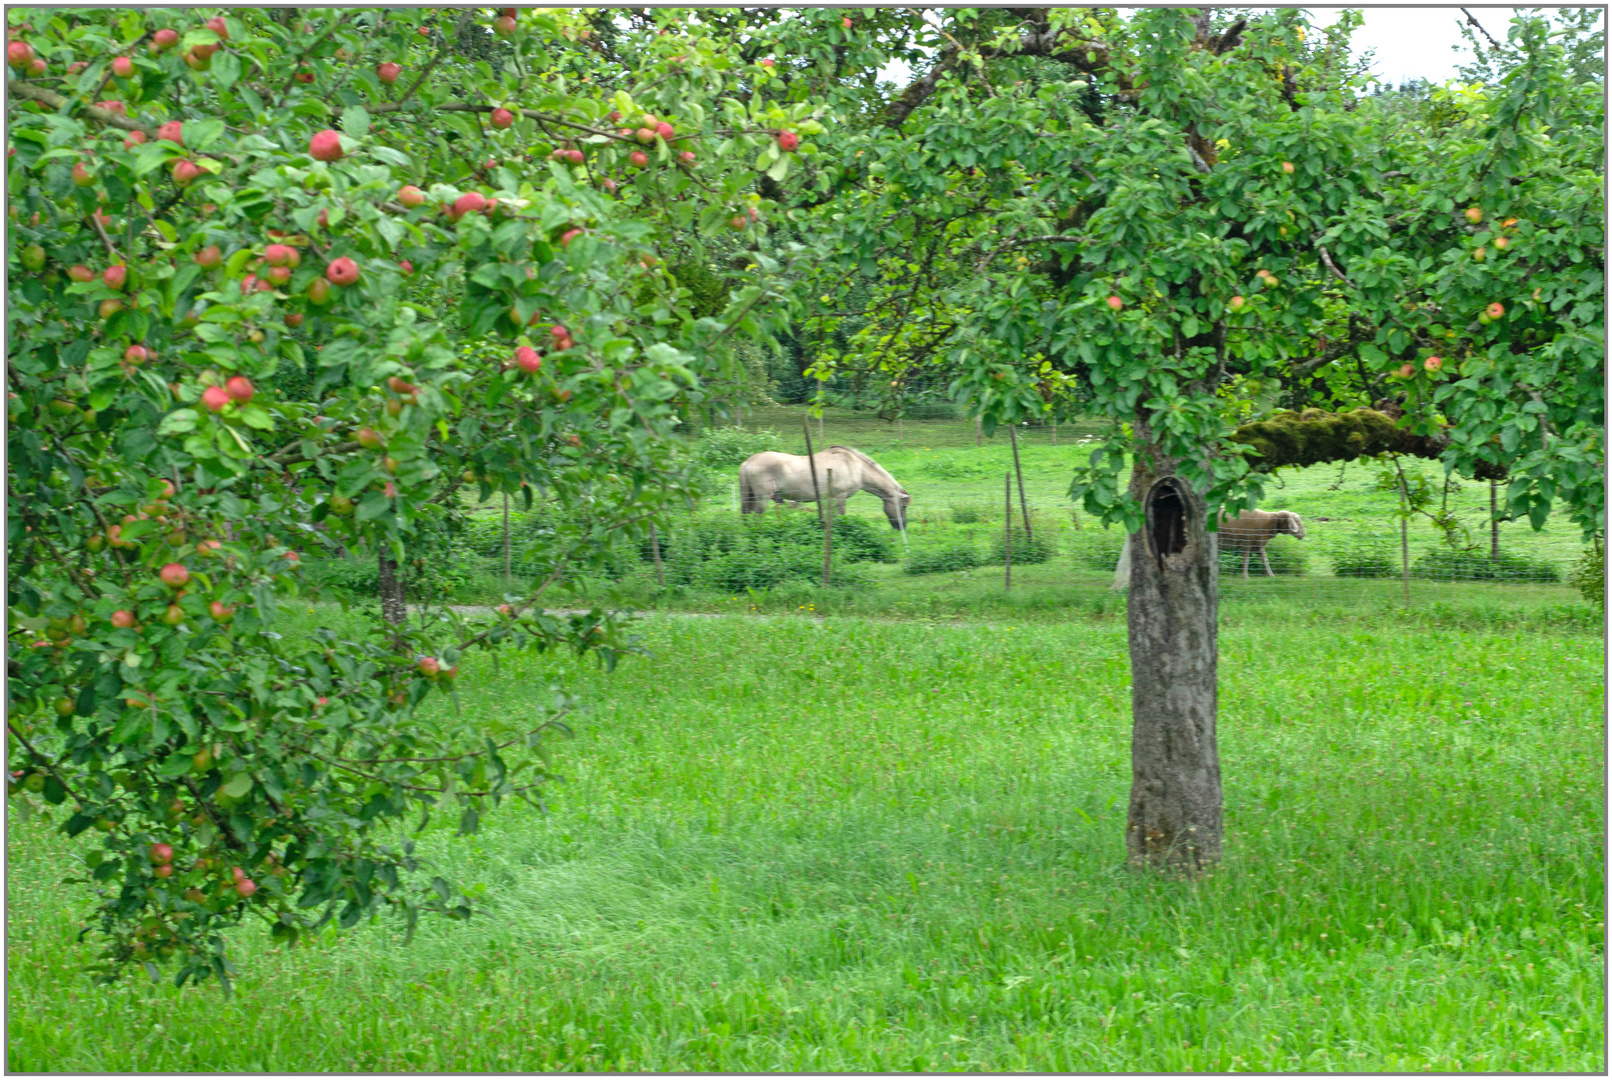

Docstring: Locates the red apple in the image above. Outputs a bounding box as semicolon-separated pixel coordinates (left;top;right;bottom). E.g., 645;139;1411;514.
95;100;127;115
760;58;775;68
418;656;440;677
1281;161;1295;175
307;277;330;304
678;150;696;164
1424;355;1443;372
103;265;128;290
163;604;185;626
1397;363;1416;378
72;161;94;187
206;16;229;40
182;47;211;71
309;129;343;162
490;107;514;129
194;245;221;268
201;385;230;412
225;376;254;402
398;259;413;275
294;68;314;84
150;842;174;864
6;40;34;68
602;178;618;193
1106;295;1123;311
397;184;425;207
494;15;517;36
124;344;149;363
1228;295;1246;311
284;312;303;328
325;257;359;286
99;299;123;319
655;121;675;140
208;600;233;621
68;264;94;283
1465;206;1483;224
123;131;147;149
152;28;179;51
235;878;256;898
356;427;383;449
1486;302;1505;319
450;191;487;220
377;61;401;84
628;150;648;168
112;56;134;79
514;346;542;373
776;130;799;152
171;160;200;185
565;148;584;164
1492;235;1509;250
560;228;583;248
111;609;136;629
263;243;298;267
157;120;184;145
159;562;190;587
154;863;175;878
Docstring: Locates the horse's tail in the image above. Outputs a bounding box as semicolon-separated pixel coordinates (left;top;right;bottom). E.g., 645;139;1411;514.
738;465;761;514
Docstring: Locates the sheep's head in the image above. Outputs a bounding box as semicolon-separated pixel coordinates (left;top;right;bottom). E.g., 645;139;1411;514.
1282;511;1306;539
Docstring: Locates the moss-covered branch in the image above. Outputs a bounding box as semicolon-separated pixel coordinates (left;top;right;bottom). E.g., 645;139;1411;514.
1230;407;1508;480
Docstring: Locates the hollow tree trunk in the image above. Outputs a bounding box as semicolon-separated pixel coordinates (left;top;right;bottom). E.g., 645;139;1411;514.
378;549;407;631
1124;448;1222;870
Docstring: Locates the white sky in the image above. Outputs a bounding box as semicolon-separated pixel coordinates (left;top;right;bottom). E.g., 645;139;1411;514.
878;8;1598;89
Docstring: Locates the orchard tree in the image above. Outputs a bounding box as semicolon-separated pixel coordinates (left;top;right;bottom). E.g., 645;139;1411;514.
796;8;1603;868
5;6;823;989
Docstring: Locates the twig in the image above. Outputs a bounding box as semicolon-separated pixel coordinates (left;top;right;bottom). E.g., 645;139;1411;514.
1460;7;1502;49
6;722;85;808
6;78;152;135
273;10;357;108
1312;234;1352;286
87;212;119;259
391;44;448;112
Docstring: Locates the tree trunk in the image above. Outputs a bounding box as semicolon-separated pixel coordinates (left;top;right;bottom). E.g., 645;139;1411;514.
1490;479;1501;559
378;548;407;631
1125;449;1222;871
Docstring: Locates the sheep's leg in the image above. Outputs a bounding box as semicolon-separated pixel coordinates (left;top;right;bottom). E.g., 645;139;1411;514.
1261;546;1275;577
1241;549;1251;580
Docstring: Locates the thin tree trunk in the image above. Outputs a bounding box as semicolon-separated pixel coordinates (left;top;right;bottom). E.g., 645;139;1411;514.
1010;425;1032;538
823;468;834;588
650;524;664;587
502;491;512;585
1004;472;1012;591
803;417;824;526
378;548;407;633
1051;418;1057;445
1490;479;1500;559
1125;445;1222;871
976;415;982;447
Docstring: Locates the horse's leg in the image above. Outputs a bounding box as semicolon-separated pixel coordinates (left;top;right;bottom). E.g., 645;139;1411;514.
1241;549;1251;580
1261;546;1275;577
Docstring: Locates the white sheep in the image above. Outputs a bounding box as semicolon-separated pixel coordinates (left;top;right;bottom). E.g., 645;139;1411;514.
1109;509;1305;587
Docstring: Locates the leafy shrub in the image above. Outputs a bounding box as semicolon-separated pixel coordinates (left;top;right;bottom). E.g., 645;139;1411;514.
640;512;880;591
904;546;984;575
950;503;995;524
1412;549;1561;584
989;529;1055;565
1069;528;1127;571
1331;549;1397;578
1567;539;1604;608
693;426;783;470
1220;536;1308;576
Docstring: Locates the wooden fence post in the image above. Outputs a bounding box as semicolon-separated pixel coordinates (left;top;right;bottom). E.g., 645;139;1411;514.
650;523;665;587
1004;472;1012;591
823;468;834;588
1010;424;1031;539
803;417;825;526
502;491;511;585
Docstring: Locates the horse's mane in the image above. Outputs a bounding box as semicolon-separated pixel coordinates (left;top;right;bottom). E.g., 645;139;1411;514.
825;445;880;469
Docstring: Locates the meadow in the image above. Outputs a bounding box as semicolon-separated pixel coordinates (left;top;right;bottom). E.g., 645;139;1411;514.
7;601;1604;1071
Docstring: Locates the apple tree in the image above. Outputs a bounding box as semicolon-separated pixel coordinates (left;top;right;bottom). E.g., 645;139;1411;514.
5;5;819;989
792;8;1602;867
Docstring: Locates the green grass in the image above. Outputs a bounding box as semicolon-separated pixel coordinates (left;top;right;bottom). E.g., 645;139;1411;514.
8;608;1603;1071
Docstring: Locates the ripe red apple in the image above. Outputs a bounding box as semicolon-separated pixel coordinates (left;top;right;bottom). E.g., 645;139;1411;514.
494;15;517;36
72;161;94;187
398;259;413;275
103;265;127;290
1424;355;1443;372
450;191;487;220
206;16;229;40
325;257;359;286
843;16;852;28
124;344;149;363
263;243;298;267
560;228;584;248
760;58;775;68
154;863;175;878
417;656;440;677
397;184;425;208
307;277;331;304
208;600;233;621
162;603;184;625
1472;246;1487;262
171;159;200;185
68;264;94;283
95;99;127;115
123;131;147;149
309;129;343;162
565;148;584;164
490;107;514;129
356;426;383;449
628;150;648;168
1281;161;1295;175
1465;206;1483;224
6;40;34;69
279;311;302;330
1486;302;1505;319
150;842;174;864
1106;295;1123;311
776;130;799;152
1228;295;1246;311
156;120;184;145
152;28;179;51
235;878;256;898
183;47;211;70
99;299;123;319
194;245;221;268
294;68;314;84
159;561;190;588
678;150;696;164
201;385;230;412
111;609;136;629
112;56;134;79
514;346;542;373
1397;363;1416;378
1492;235;1509;250
225;376;254;403
377;61;401;84
655;121;675;140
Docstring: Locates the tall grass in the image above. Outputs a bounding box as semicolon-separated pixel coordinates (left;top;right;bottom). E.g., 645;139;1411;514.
7;611;1603;1071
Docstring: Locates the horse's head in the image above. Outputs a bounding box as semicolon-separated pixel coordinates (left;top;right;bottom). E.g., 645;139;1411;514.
883;488;913;530
1280;510;1305;540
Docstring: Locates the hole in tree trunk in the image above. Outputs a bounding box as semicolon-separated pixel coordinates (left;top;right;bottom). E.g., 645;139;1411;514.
1145;477;1191;570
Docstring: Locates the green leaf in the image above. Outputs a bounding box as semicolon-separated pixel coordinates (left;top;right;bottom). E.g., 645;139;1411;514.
212;50;241;90
158;409;199;436
357;492;391;521
371;145;411;167
222;772;254;798
343;106;372;139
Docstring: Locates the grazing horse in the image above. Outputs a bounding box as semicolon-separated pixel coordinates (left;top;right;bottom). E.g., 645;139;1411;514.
738;446;912;530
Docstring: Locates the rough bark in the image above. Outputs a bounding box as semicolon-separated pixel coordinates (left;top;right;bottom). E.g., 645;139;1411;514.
1125;448;1223;870
378;549;407;631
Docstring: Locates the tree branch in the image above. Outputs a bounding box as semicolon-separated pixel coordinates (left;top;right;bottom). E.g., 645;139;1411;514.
6;79;153;135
